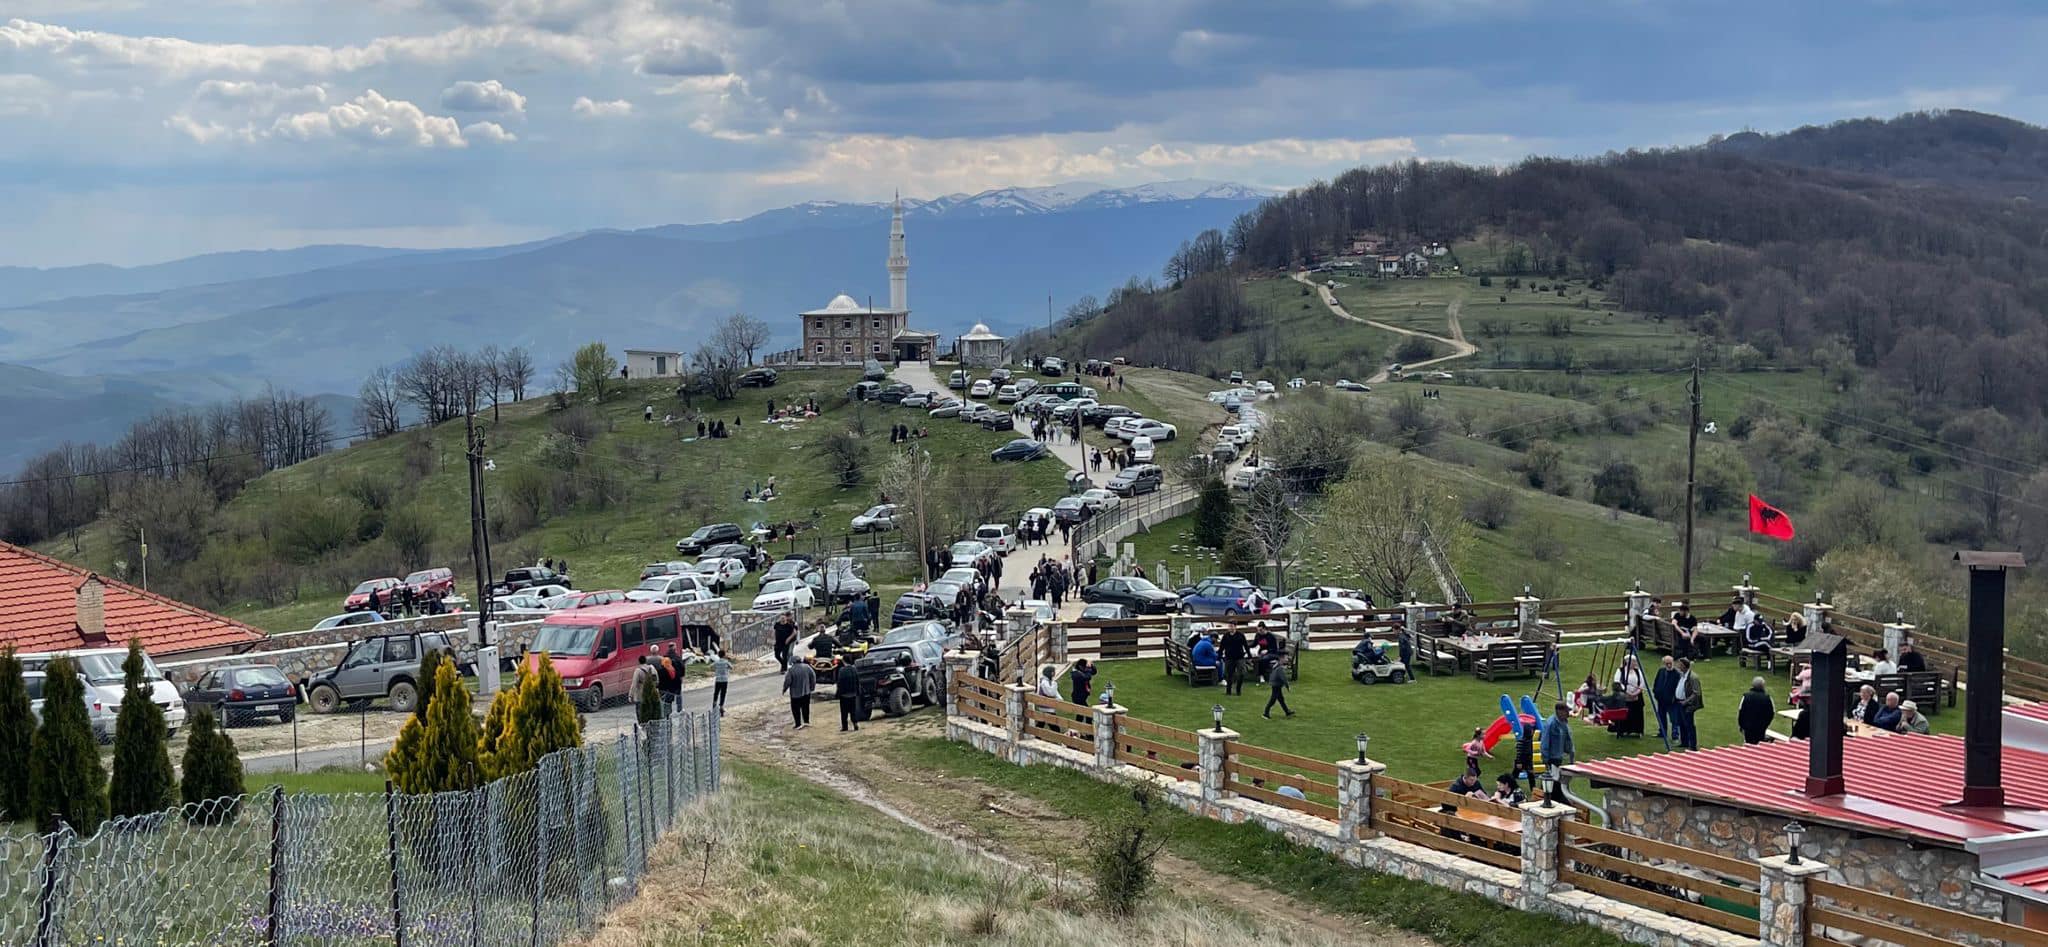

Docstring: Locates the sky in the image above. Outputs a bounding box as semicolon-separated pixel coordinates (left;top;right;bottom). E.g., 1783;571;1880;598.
3;0;2047;267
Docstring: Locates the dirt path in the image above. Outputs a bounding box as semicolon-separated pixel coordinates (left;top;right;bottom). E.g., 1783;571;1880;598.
1291;271;1478;383
720;701;1434;946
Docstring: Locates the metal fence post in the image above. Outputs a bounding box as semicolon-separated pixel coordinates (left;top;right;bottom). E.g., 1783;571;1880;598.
531;760;551;947
467;782;484;947
385;780;406;947
710;709;721;792
665;714;677;822
569;752;589;929
616;732;637;892
31;825;68;947
267;787;286;947
637;724;653;870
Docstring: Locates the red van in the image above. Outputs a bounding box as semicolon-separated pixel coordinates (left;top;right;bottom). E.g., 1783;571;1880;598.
522;602;683;710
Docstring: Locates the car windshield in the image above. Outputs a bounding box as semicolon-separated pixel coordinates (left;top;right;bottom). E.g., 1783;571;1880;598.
234;667;289;686
1125;578;1162;593
950;542;985;556
351;579;385;594
529;623;599;656
635;578;675;591
862;506;888;517
74;652;164;684
1083;606;1121;619
881;624;934;644
689;527;713;539
692;560;723;572
1055;498;1084;509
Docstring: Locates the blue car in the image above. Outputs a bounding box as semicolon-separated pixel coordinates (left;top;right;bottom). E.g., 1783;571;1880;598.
1178;576;1262;616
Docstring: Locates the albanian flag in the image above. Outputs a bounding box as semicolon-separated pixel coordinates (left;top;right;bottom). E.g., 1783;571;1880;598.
1748;494;1796;541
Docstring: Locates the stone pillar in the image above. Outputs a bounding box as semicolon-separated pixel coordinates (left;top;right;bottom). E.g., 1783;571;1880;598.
1170;613;1192;646
1803;600;1835;639
1336;758;1387;841
1092;703;1125;770
1882;618;1914;659
1400;601;1427;639
1516;594;1542;640
1287;609;1309;644
1518;798;1572;911
1004;684;1031;763
1758;854;1830;947
1625;589;1652;625
1196;727;1237;807
942;650;977;717
1733;582;1759;609
1048;620;1069;663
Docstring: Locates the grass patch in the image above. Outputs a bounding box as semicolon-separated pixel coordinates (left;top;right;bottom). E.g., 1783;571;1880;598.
890;737;1636;947
255;766;389;795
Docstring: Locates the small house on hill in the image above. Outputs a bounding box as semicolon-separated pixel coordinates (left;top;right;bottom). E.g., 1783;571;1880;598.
0;540;266;658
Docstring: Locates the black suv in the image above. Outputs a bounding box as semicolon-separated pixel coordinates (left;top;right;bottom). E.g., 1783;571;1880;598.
877;382;915;404
1084;404;1138;427
494;565;570;594
851;637;948;718
739;367;778;387
677;523;744;554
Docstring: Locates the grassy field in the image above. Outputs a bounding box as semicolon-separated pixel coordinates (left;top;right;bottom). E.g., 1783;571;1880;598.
588;759;1353;947
256;766;389;795
1080;648;1967;785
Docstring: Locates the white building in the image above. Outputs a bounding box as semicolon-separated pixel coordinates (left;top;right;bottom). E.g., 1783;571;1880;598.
956;323;1008;368
624;349;682;378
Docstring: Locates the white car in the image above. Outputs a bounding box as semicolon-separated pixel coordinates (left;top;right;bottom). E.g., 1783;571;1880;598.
928;398;964;419
970;379;995;397
1103;416;1134;438
626;574;714;604
1427;370;1455;380
1272;586;1369;609
1120;419;1177;442
1284;597;1380;625
974;523;1019;554
1129;435;1156;462
1288;377;1306;389
1255;380;1276;394
691;557;747;592
996;384;1021;403
1217;424;1252;447
523;583;575;600
1334;380;1370;392
1019;599;1057;624
1077;489;1121;513
1018;506;1054;534
313;611;386;630
851;503;900;532
1051;398;1097;421
494;591;550;611
1229;464;1270;490
752;578;817;611
19;648;183;739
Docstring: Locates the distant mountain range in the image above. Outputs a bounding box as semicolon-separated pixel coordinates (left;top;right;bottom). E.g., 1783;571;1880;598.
0;180;1271;472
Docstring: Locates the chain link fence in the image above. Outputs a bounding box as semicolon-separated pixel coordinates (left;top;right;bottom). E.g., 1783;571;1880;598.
0;709;718;946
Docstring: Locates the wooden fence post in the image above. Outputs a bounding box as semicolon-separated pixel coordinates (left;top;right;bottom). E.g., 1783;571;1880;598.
1758;854;1829;947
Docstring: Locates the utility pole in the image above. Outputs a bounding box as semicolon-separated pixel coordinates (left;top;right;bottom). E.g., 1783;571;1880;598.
464;412;494;642
1681;361;1701;597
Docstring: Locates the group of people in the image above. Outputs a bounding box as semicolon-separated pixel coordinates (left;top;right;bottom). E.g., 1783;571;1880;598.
764;397;820;422
695;418;738;439
363;583;449;618
1647;594;1811;662
1186;626;1296;718
1088;445;1142;473
631;642;733;717
1028;556;1083;609
887;422;927;443
1015;514;1064;548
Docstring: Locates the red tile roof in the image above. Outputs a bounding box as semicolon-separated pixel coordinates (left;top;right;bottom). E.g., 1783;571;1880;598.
0;540;265;656
1566;734;2048;847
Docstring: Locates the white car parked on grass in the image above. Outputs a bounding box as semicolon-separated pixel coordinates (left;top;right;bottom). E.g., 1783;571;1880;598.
626;574;714;604
691;557;748;592
970;379;995;397
1129;435;1156;462
1255;380;1276;394
1118;419;1177;442
752;578;817;611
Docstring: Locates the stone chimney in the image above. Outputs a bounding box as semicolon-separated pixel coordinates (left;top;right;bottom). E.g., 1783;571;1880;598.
76;574;108;643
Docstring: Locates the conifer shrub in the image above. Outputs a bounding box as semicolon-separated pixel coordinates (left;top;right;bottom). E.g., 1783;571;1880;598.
110;640;177;819
27;656;108;833
0;648;33;821
179;705;244;823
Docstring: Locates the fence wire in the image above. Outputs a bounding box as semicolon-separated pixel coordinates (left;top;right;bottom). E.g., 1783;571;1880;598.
0;709;718;947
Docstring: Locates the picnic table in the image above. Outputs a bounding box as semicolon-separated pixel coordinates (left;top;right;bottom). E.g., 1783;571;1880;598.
1779;708;1887;738
1437;635;1520;669
1458;808;1524;835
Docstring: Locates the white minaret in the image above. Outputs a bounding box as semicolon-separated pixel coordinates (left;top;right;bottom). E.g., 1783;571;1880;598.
887;191;909;312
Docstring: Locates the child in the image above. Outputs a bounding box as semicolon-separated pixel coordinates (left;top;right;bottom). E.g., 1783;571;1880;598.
1461;727;1494;779
1493;773;1527;807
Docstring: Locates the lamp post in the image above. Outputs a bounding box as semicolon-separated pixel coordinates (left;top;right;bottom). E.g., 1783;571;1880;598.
1786;821;1806;865
1355;732;1370;765
1101;681;1115;708
1212;704;1225;734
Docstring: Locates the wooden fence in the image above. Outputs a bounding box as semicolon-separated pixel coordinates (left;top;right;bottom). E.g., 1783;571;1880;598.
1755;592;2048;702
951;670;1008;728
1223;742;1340;821
1560;820;1762;938
1112;715;1200;782
1807;879;2048;947
1023;692;1097;754
1371;776;1525;871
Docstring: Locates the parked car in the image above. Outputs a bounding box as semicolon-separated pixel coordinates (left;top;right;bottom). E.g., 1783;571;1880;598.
1051;398;1097;422
996;384;1021;403
1218;425;1252;447
1052;496;1093;524
402;567;455;600
1012;377;1039;397
980;411;1015;432
1103;416;1133;439
763;558;815;585
1119;419;1177;442
948;540;996;569
640;560;693;580
889;592;949;627
25;669;116;743
1288;377;1307;389
973;523;1019;554
1129;435;1157;462
1334;379;1370;392
852;503;900;532
343;577;401;612
1018;506;1054;535
314;611;386;630
1040;356;1065;376
960;402;994;423
738;367;779;387
881;619;963;651
677;522;744;554
851;638;948;718
690;557;747;592
948;369;970;389
990;438;1050;462
702;542;767;571
989;367;1013;383
302;630;465;714
20;647;186;737
1255;380;1276;394
1272;585;1369;609
1080;576;1180;614
495;565;571;594
184;664;296;726
1284;597;1380;625
970;379;995;397
518;583;576;601
521;603;685;711
1108;463;1164;497
814;557;871;603
877;382;914;403
546;589;632;610
1018;599;1058;625
1083;403;1135;425
849;380;883;401
863;360;887;381
928;397;964;418
1078;603;1136;622
1229;464;1270;491
1180;576;1262;616
1228;370;1244;384
1210;441;1240;464
752;578;817;611
494;592;550;611
627;574;713;604
901;390;934;408
1076;488;1121;513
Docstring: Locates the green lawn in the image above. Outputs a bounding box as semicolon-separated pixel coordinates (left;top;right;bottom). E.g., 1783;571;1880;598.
256;766;390;795
1084;649;1968;784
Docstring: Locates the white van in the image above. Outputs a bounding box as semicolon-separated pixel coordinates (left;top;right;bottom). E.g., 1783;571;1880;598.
1129;435;1157;463
19;647;186;738
973;523;1019;555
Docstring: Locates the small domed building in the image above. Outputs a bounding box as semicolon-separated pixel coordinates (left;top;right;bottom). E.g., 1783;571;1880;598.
956;322;1007;368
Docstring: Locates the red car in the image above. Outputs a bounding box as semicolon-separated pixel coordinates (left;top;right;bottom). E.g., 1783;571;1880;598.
403;567;455;600
344;577;402;612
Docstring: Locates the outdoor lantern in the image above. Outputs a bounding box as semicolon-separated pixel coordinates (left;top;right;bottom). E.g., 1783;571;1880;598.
1742;572;1752;586
1355;733;1370;765
1815;590;1827;605
1545;770;1562;803
1523;584;1532;597
1633;578;1642;592
1212;703;1225;733
1786;821;1806;865
1101;681;1115;707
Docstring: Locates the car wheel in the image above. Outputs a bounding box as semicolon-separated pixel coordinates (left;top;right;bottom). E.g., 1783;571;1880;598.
1390;670;1408;684
578;684;604;713
884;686;913;717
387;679;420;714
309;684;341;714
921;671;942;706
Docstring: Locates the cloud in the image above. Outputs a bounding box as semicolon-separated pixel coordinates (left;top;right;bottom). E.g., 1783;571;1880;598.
440;78;525;113
0;17;597;78
1168;30;1252;69
270;89;466;147
461;119;515;143
570;95;630;117
636;37;724;77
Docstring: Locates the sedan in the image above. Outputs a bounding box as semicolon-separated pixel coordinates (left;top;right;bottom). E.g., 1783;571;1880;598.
881;619;962;651
1255;380;1276;394
184;664;297;727
493;592;549;611
1079;603;1136;622
1076;489;1121;513
902;391;934;408
1080;576;1180;614
544;589;630;610
313;611;385;630
970;379;995;397
990;438;1050;462
752;578;817;611
1272;586;1369;609
948;541;995;569
1334;380;1371;392
1285;597;1381;625
1052;496;1093;524
640;560;692;580
980;412;1015;432
1051;399;1098;421
928;397;964;418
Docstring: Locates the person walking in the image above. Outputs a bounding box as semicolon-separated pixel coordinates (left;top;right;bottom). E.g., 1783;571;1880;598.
782;657;816;729
1737;676;1774;744
1262;658;1294;719
705;649;733;717
657;645;685;713
1068;659;1096;706
835;659;863;732
1673;658;1704;750
1541;701;1576;772
1652;654;1680;751
1220;627;1249;695
772;612;797;672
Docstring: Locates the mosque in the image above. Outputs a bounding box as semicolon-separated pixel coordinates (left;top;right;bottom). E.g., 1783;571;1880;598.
796;196;941;364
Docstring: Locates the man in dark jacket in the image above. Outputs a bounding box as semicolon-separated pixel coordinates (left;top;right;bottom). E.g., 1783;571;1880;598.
835;659;864;732
772;612;798;672
1651;654;1681;752
1220;629;1249;695
1262;659;1294;719
782;660;816;729
1068;659;1097;706
1737;676;1775;744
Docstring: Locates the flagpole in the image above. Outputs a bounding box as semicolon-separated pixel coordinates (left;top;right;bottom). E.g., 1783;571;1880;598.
1682;360;1701;596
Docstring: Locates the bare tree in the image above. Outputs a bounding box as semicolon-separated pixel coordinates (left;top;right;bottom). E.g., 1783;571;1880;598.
501;347;536;402
358;366;403;438
714;313;772;366
691;343;742;401
880;446;941;580
1315;455;1470;604
1234;477;1297;591
476;344;506;422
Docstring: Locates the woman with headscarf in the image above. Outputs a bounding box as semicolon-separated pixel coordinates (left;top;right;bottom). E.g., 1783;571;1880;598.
1612;653;1648;737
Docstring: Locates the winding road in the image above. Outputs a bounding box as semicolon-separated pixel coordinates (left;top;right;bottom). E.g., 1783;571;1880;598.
1291;270;1478;383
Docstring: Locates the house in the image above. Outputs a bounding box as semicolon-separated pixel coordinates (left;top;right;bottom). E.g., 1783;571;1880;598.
0;540;266;658
624;349;682;378
1402;250;1432;274
1375;255;1402;276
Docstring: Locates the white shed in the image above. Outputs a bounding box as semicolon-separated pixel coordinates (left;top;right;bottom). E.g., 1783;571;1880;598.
624;349;683;378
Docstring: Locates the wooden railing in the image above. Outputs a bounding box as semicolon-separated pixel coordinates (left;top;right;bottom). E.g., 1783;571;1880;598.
1754;593;2048;702
1023;692;1097;754
1065;619;1173;660
997;623;1056;683
1808;879;2048;947
1370;776;1524;871
951;670;1008;728
1112;715;1200;782
1559;820;1761;937
1223;742;1340;821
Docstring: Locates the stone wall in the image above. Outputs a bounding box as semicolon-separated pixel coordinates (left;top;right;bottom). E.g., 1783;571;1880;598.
1602;788;2002;919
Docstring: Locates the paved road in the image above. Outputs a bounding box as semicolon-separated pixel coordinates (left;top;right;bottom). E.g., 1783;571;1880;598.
1292;271;1477;383
244;671;789;773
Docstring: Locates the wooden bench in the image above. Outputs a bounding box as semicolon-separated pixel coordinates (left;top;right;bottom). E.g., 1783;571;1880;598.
1163;634;1219;687
1474;641;1552;681
1414;630;1460;676
1874;671;1953;714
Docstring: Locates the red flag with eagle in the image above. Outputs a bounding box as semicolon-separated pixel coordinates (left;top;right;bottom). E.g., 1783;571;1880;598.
1748;494;1796;541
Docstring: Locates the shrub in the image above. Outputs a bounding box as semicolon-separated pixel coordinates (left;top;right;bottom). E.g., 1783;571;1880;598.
1090;779;1168;917
0;649;31;821
1591;459;1652;515
385;662;482;794
27;656;108;832
1395;336;1436;363
385;504;437;571
109;640;176;819
1191;476;1233;549
179;706;244;822
822;427;869;489
479;653;583;780
1464;486;1517;530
